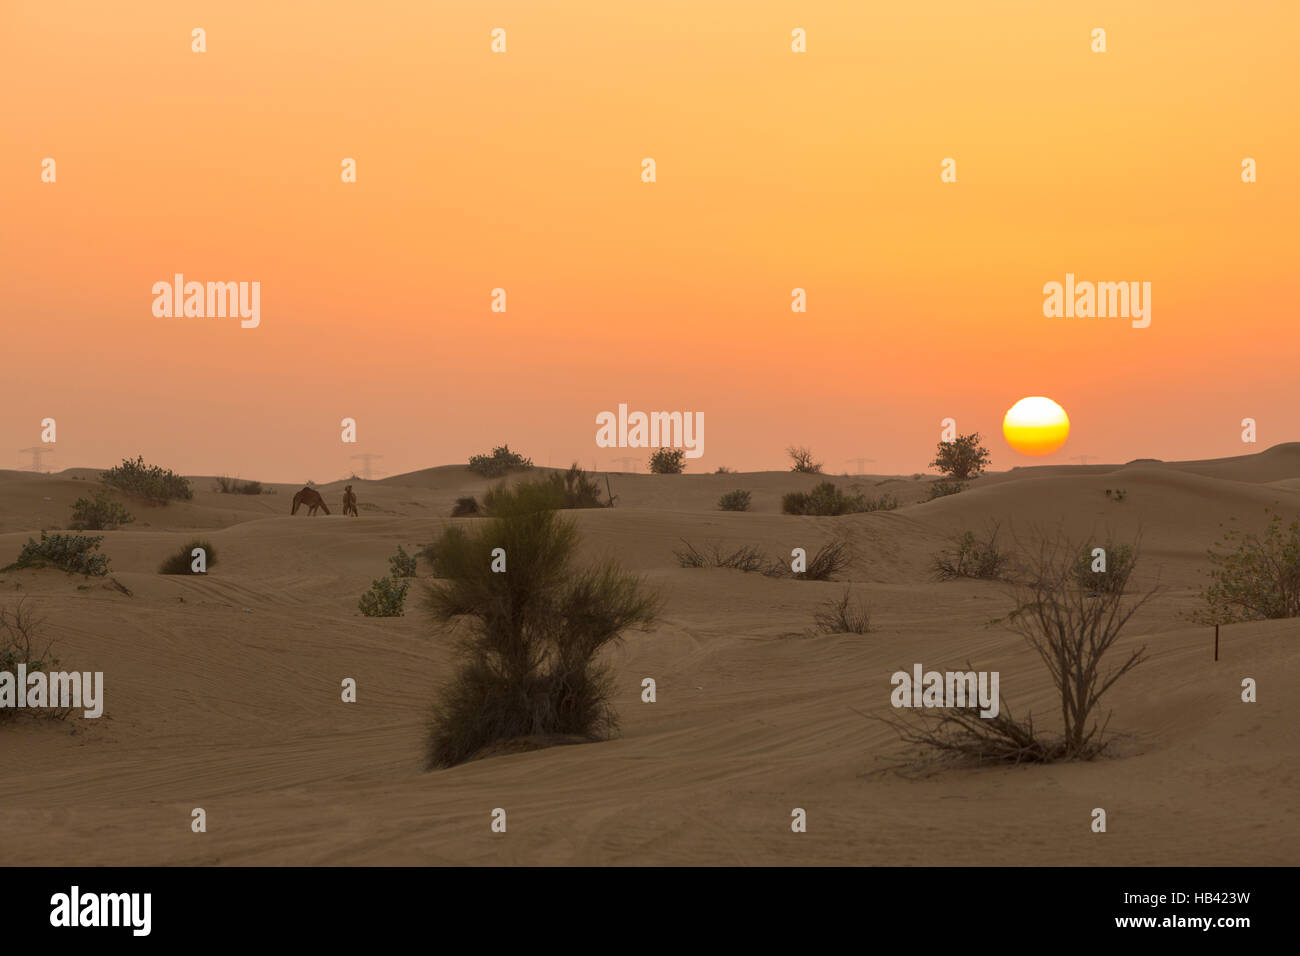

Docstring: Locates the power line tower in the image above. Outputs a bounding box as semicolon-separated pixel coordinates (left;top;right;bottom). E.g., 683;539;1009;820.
18;446;53;473
611;456;640;473
844;457;875;475
1069;454;1097;466
349;453;386;480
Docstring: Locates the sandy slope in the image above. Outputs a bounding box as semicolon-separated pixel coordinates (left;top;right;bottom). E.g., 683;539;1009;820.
0;449;1297;865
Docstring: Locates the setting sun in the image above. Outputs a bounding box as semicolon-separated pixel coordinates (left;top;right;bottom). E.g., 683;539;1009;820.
1003;397;1070;457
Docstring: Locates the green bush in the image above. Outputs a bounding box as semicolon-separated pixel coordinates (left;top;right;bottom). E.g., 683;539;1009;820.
159;539;218;575
1072;543;1134;594
467;444;533;478
648;448;685;474
6;532;110;577
782;482;896;516
101;455;193;503
424;480;659;767
484;466;606;513
69;488;134;530
718;489;752;512
930;433;991;481
216;476;263;495
1196;510;1300;623
932;526;1008;581
359;576;410;617
389;545;418;578
925;480;966;501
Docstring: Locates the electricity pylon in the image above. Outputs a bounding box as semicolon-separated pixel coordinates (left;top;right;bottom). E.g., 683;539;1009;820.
18;447;53;473
349;453;385;480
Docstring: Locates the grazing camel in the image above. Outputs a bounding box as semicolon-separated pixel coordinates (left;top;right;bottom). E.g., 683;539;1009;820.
342;484;358;517
291;487;330;516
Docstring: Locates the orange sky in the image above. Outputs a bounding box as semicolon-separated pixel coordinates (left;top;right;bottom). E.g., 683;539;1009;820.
3;0;1297;480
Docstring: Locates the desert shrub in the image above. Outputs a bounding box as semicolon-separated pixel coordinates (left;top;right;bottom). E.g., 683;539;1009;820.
787;446;823;474
6;532;109;577
925;480;966;502
68;488;134;531
782;481;876;516
814;588;871;634
215;476;262;494
424;482;659;767
451;496;480;517
930;433;991;481
359;576;409;617
932;525;1008;581
101;455;193;502
715;466;736;474
648;448;686;474
419;527;465;577
1072;543;1135;594
674;539;770;573
389;545;418;579
886;534;1155;766
555;463;605;508
159;539;218;575
795;534;855;581
1104;488;1127;503
0;599;63;724
718;489;751;512
1196;509;1300;623
484;466;606;514
467;444;533;478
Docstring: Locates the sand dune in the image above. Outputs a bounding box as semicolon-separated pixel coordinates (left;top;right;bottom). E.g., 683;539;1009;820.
0;450;1297;865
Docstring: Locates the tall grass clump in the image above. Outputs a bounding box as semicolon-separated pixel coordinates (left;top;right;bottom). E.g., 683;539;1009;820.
782;482;896;516
484;464;607;512
424;480;660;768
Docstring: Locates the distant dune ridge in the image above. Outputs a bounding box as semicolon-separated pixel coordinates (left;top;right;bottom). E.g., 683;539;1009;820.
0;444;1297;865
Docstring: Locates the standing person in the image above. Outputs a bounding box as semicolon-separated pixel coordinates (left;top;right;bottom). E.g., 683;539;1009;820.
343;484;359;517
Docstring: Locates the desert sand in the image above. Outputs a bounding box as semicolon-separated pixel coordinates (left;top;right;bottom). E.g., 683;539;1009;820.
1;446;1297;866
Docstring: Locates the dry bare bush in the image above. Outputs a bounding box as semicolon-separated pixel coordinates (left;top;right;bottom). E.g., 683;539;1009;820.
0;599;68;725
673;539;770;573
793;533;855;581
787;446;823;474
883;532;1156;767
814;588;871;634
931;522;1009;581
